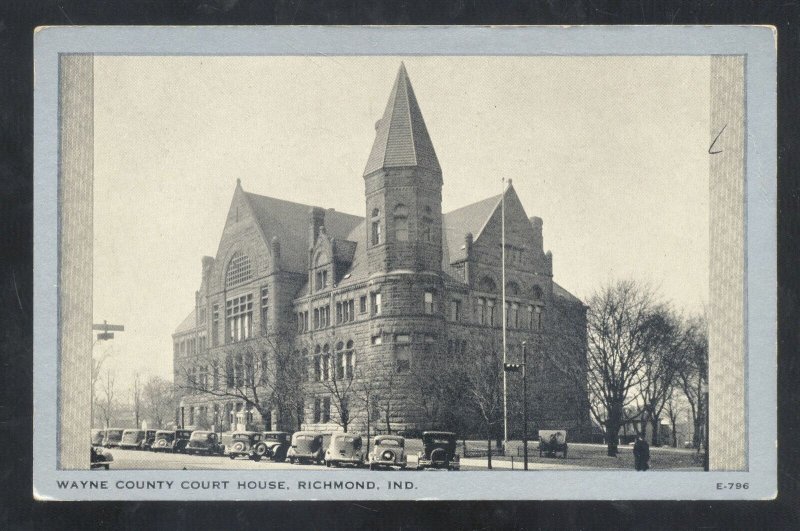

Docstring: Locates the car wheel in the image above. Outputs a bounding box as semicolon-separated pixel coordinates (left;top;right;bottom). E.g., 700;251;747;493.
229;455;236;460
252;455;261;462
326;460;331;468
289;457;295;464
103;464;109;470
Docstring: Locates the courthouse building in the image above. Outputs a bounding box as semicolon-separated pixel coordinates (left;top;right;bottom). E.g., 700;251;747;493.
172;64;591;440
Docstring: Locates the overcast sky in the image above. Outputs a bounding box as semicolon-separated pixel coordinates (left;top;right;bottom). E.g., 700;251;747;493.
92;55;710;393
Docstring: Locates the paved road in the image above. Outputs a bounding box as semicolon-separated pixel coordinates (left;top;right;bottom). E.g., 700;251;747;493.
108;448;589;471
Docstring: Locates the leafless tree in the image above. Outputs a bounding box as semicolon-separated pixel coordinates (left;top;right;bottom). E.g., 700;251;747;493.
463;333;504;469
177;333;304;431
131;373;143;428
353;358;403;453
142;375;175;429
97;369;116;428
676;314;708;450
664;389;683;448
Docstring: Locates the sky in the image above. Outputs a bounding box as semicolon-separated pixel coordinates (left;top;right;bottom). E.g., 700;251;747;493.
92;55;710;393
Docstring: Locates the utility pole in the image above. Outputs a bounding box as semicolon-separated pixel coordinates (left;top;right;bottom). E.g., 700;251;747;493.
522;341;528;470
501;178;508;451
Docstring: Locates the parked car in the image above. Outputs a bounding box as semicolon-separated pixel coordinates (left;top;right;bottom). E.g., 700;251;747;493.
91;429;106;447
287;431;328;465
417;431;460;470
185;431;225;456
538;430;568;458
90;446;114;470
369;435;407;470
325;433;365;468
140;429;157;451
227;431;265;461
103;428;124;448
119;429;146;450
260;431;291;462
151;429;193;453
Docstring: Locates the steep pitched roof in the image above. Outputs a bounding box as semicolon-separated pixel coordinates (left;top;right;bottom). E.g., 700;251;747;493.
174;309;198;335
442;193;503;263
553;281;583;306
243;191;362;274
363;63;441;176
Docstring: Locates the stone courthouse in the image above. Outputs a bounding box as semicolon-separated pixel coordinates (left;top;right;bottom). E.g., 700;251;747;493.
173;64;591;441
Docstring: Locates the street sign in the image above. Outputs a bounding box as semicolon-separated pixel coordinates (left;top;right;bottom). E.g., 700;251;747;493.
97;332;114;340
92;322;125;332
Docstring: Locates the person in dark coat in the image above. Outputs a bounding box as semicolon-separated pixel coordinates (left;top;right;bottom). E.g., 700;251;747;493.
633;435;650;471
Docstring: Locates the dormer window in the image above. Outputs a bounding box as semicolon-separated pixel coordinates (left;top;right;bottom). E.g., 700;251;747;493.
314;252;329;291
225;252;252;287
315;270;328;290
371;208;381;245
394;204;409;242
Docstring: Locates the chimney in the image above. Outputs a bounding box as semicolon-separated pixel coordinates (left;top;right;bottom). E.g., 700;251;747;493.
529;216;543;252
271;237;281;272
309;207;326;248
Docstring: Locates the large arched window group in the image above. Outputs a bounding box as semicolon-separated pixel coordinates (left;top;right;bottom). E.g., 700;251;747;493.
312;340;356;382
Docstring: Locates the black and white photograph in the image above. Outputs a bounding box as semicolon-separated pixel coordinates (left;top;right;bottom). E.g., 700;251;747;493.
32;26;777;501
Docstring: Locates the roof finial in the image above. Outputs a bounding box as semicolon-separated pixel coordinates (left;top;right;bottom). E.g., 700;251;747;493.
236;178;241;187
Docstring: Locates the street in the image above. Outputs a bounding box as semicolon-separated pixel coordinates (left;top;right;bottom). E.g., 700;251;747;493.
105;443;701;471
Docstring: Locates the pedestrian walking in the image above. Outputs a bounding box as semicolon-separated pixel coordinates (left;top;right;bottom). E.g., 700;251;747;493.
633;434;650;471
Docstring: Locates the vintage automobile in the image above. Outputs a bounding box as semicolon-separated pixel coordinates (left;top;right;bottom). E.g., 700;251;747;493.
227;431;265;461
140;429;157;451
185;431;225;456
538;430;568;458
151;429;193;453
369;435;407;470
90;446;114;470
325;433;365;468
91;429;106;446
259;431;291;462
417;431;460;470
103;428;124;448
119;429;146;450
286;431;328;465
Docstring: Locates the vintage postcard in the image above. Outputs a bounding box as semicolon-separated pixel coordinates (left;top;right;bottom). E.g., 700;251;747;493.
33;26;776;500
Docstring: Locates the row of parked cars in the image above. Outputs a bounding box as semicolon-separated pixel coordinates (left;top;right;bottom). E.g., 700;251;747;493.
91;428;461;470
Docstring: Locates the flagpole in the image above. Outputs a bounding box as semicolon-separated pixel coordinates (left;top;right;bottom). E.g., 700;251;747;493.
502;177;508;450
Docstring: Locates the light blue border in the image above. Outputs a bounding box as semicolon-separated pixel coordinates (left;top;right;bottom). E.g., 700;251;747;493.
33;26;776;500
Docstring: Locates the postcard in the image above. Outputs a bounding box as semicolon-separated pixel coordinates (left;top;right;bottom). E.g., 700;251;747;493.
33;25;776;500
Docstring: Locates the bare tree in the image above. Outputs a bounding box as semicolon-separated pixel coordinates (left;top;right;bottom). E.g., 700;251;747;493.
676;314;708;450
664;389;683;448
177;333;304;431
584;281;664;456
97;369;116;428
463;333;504;469
131;372;143;428
142;375;175;429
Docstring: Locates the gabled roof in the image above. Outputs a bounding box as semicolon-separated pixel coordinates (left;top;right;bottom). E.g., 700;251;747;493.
243;191;362;274
553;282;583;306
174;309;198;335
442;193;503;263
363;63;441;177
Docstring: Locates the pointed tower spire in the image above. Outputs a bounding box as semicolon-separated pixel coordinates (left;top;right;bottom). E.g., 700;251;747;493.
363;63;441;177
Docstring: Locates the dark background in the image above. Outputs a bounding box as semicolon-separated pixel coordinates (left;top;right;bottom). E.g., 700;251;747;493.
1;1;797;529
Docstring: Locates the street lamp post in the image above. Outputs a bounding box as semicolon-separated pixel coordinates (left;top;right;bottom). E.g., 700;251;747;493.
91;320;124;428
702;381;709;471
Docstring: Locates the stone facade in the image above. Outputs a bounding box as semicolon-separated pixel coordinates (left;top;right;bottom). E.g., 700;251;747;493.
173;64;591;441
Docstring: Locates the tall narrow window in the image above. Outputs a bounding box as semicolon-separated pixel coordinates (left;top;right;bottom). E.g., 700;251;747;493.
424;291;434;314
421;206;433;242
322;397;331;423
336;302;343;324
532;285;543;301
322;344;330;381
335;341;345;380
314;398;321;423
395;334;411;373
450;300;461;321
394;204;409;241
212;361;219;390
512;302;520;328
487;299;496;326
371;292;382;315
314;345;322;381
371;208;381;245
359;295;367;314
212;304;219;346
226;294;253;343
535;306;543;331
345;340;355;378
478;298;486;325
315;269;328;291
260;287;269;335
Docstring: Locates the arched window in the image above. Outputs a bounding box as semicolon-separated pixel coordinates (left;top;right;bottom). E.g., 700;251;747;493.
226;251;252;287
394;204;409;241
532;285;543;300
315;252;329;291
314;345;322;382
371;208;381;245
335;341;345;380
302;348;309;381
505;281;520;297
421;206;433;242
345;340;355;378
478;276;497;293
322;344;330;381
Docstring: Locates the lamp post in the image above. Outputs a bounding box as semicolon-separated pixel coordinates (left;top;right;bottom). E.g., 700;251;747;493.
503;340;528;470
91;320;125;429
